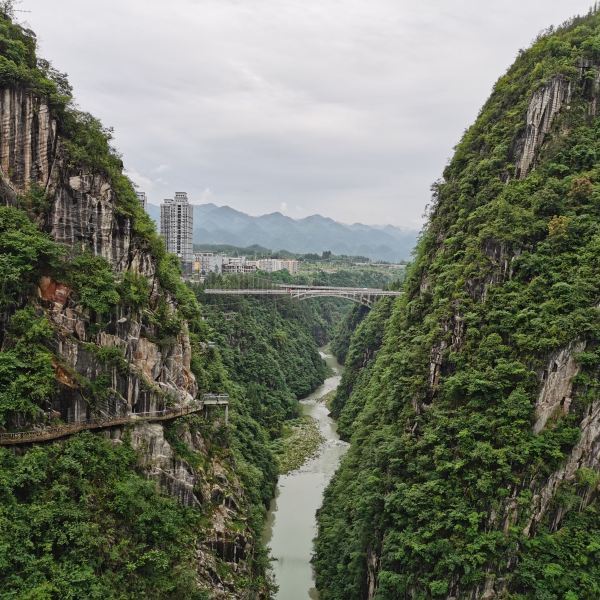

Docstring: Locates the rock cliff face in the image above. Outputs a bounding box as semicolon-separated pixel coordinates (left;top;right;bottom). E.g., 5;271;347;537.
533;341;586;434
0;84;257;596
314;12;600;600
0;88;196;413
0;87;57;194
515;75;572;179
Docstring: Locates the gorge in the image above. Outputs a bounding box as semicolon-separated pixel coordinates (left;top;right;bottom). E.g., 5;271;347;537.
314;10;600;600
1;5;600;600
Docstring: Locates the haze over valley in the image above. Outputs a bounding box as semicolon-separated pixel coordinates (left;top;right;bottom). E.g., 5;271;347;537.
146;202;418;261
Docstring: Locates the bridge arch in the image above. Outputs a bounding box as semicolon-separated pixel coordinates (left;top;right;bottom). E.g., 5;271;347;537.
202;285;402;308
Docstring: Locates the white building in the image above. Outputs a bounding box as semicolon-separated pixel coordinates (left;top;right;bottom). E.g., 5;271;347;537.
256;258;298;274
160;192;194;274
257;258;281;273
193;252;224;275
136;191;147;211
222;256;258;274
281;259;299;274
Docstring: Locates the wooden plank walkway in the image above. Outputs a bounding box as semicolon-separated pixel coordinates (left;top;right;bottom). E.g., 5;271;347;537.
0;394;229;446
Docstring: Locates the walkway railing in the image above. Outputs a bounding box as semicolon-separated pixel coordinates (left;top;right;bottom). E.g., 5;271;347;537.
0;394;230;446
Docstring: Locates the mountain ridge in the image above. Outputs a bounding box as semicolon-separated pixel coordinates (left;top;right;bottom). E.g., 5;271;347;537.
146;202;418;260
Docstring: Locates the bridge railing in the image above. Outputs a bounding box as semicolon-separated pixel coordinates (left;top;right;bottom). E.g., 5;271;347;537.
0;395;231;446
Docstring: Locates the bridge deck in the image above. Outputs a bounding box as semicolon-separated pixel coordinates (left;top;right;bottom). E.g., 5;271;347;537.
203;286;402;299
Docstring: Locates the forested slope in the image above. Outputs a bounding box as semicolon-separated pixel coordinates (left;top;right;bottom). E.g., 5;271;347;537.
196;290;332;438
329;298;394;440
315;10;600;599
0;11;276;598
330;304;370;365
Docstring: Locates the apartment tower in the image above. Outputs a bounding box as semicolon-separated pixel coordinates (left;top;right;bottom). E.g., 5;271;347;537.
160;192;194;274
136;191;147;210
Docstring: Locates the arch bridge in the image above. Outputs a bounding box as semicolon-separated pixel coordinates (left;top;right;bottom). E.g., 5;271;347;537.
203;284;402;307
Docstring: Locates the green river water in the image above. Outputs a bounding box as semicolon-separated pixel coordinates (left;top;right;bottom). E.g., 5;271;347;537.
263;347;349;599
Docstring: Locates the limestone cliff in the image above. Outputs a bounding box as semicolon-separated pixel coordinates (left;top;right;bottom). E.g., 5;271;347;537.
0;87;203;436
0;17;266;598
314;10;600;600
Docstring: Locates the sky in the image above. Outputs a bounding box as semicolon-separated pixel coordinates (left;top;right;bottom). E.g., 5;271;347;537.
20;0;595;228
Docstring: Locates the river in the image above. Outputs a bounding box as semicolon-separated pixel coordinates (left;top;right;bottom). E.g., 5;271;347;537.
263;346;349;599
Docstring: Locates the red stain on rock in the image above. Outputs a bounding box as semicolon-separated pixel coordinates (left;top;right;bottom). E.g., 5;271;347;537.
39;276;71;306
52;359;77;388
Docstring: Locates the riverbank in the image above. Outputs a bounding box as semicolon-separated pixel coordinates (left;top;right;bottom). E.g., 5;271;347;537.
263;346;349;600
272;416;325;475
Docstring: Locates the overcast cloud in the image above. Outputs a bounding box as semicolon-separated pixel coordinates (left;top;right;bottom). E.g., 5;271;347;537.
21;0;595;227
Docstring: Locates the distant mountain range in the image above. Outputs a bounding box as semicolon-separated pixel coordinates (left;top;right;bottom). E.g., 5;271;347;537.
146;203;418;262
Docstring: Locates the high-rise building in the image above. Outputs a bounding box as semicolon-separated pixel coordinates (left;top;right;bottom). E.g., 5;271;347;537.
160;192;193;274
136;191;147;210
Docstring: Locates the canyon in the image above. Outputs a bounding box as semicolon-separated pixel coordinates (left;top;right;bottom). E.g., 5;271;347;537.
1;6;600;600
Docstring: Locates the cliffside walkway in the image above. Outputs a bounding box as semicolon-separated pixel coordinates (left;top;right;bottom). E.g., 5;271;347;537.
0;394;230;446
204;284;402;307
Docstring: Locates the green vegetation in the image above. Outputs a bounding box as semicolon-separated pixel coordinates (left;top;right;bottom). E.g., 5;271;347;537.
67;253;120;317
0;433;208;599
329;298;394;440
271;415;324;474
0;7;68;110
0;206;64;311
314;10;600;599
0;308;56;426
0;205;64;426
329;304;370;364
197;286;331;439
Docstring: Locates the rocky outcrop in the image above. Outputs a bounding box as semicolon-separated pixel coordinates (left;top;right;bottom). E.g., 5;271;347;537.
0;85;197;421
0;87;57;194
51;174;134;272
533;341;586;434
127;422;200;506
525;398;600;537
0;89;155;278
103;420;257;598
579;57;600;116
513;59;600;179
366;548;380;600
37;274;197;421
515;75;571;178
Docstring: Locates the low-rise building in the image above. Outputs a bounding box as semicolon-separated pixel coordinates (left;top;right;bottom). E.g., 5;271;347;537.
222;256;258;274
256;258;298;274
193;252;224;275
281;259;299;274
190;254;298;276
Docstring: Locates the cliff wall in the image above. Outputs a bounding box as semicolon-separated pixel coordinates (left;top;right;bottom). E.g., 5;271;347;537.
0;86;197;425
0;19;265;597
315;11;600;600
